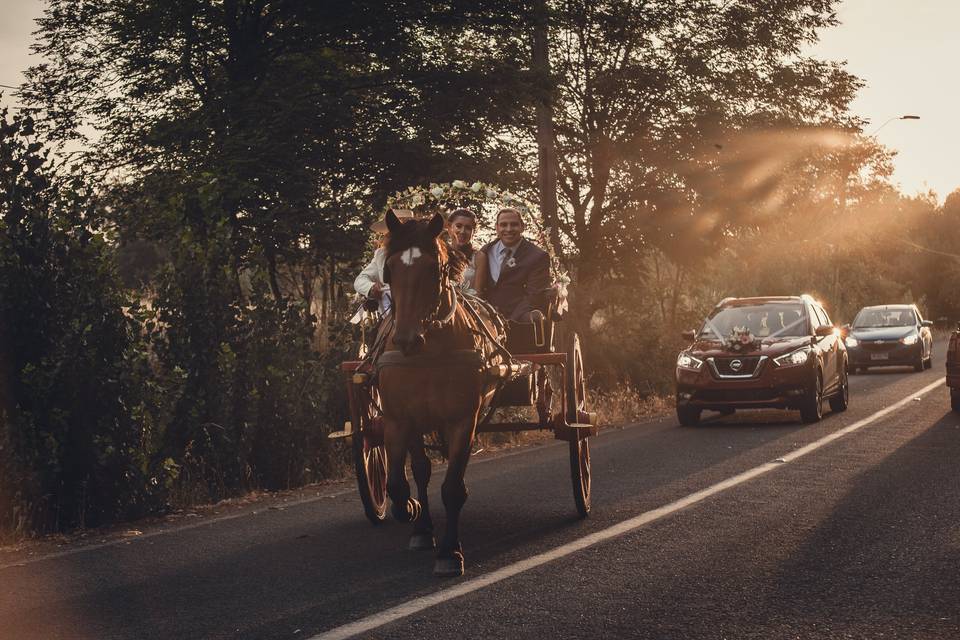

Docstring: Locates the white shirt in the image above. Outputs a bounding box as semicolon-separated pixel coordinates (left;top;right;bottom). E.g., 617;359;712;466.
353;248;391;314
488;240;520;283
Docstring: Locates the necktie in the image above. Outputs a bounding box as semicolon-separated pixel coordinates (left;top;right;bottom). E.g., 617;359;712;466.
493;246;513;283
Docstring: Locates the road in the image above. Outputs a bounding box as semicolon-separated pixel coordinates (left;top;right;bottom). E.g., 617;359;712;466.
2;340;958;639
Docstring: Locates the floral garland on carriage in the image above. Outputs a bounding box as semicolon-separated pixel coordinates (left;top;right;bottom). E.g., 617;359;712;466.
385;180;571;316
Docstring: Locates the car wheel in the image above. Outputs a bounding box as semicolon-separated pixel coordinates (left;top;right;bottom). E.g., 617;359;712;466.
800;371;823;423
677;405;702;426
829;364;849;413
913;354;924;372
952;389;960;413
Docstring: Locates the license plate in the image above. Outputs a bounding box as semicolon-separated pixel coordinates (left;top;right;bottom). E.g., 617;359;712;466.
870;352;889;361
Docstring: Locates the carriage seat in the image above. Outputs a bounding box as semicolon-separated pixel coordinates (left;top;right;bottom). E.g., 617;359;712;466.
504;292;563;355
495;294;564;407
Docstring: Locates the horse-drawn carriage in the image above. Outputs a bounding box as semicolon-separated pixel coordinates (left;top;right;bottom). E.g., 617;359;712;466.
336;310;597;523
330;207;597;576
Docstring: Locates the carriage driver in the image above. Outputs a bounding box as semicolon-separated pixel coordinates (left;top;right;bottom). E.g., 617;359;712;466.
353;208;417;315
479;207;552;322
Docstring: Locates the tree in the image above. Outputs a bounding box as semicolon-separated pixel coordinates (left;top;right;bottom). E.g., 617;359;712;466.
512;0;866;327
21;0;537;507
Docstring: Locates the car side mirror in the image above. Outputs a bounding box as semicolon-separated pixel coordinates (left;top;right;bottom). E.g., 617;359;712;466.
681;329;696;341
921;320;933;328
814;325;835;337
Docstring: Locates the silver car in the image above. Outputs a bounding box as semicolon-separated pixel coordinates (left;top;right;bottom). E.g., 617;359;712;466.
843;304;934;373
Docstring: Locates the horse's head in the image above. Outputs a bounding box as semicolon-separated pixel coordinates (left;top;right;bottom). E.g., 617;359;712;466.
384;209;448;356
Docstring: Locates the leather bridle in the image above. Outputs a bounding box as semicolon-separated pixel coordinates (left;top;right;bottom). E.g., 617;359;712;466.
384;242;459;333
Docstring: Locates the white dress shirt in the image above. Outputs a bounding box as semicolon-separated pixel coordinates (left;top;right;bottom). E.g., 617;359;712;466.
488;240;519;283
353;248;391;314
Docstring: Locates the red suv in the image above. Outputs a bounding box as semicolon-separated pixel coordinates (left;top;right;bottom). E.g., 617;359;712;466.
676;295;849;425
948;327;960;412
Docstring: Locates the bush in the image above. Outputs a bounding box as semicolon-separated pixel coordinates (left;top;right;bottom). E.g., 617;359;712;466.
0;113;354;537
0;112;159;535
147;223;352;506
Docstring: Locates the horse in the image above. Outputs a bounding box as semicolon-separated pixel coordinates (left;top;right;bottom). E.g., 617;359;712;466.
376;209;504;577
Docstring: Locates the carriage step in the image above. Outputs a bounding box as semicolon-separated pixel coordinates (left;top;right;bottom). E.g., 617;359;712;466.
485;361;533;379
328;421;354;439
554;422;599;441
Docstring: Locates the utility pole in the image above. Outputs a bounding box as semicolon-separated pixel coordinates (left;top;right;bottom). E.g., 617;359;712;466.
532;0;560;251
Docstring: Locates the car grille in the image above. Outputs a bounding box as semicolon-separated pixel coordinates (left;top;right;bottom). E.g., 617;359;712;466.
712;356;763;376
695;388;779;402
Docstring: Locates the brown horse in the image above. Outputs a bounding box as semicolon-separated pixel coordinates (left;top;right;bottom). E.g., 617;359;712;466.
377;209;503;577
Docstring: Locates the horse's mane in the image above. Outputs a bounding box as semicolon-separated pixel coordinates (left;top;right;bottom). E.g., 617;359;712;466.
386;219;467;282
447;248;469;283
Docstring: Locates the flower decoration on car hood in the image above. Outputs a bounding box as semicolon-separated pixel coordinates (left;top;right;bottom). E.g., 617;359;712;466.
725;326;761;352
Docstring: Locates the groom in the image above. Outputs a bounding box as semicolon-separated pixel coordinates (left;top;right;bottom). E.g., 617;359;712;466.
481;207;551;322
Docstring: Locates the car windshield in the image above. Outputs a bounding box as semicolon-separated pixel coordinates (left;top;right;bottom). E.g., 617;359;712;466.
698;303;807;339
853;308;916;328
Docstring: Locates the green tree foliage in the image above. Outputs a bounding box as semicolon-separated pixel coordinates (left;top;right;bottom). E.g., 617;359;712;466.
509;0;865;319
909;190;960;322
0;111;157;534
20;0;535;519
26;0;531;267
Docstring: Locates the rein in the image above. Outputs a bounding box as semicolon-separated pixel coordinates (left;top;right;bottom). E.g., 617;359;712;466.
425;277;458;331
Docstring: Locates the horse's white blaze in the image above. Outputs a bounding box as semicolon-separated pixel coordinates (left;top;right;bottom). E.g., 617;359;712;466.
400;247;422;265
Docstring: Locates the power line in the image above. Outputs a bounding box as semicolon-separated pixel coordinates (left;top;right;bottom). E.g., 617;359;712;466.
900;238;960;262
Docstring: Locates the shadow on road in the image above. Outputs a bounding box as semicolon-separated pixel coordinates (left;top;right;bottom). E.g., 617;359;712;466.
765;409;960;633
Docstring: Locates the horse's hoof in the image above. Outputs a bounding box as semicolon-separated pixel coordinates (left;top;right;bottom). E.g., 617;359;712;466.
433;552;464;577
407;498;421;521
391;498;421;523
408;533;436;551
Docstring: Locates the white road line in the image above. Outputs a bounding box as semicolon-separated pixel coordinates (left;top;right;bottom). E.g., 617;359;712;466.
310;377;946;640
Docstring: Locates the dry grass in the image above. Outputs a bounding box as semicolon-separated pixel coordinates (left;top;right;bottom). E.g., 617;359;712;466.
590;383;672;426
473;383;672;455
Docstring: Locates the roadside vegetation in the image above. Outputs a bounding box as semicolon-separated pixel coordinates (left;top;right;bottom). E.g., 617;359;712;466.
2;0;959;539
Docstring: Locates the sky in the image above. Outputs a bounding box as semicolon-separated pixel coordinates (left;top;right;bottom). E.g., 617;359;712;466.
1;0;958;200
810;0;960;200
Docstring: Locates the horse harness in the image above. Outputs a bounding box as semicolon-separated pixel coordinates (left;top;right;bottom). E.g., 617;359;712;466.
354;239;507;378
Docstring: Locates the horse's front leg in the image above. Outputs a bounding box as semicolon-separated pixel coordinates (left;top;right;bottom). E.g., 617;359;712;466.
384;417;420;523
434;417;476;577
408;435;435;550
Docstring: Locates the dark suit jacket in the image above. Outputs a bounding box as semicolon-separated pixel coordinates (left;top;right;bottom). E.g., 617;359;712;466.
481;238;551;321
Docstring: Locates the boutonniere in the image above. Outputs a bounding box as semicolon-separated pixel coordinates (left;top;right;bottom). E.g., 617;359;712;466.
506;256;517;268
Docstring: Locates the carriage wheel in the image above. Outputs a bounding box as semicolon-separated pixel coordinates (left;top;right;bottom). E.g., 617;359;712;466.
352;384;388;524
565;333;592;518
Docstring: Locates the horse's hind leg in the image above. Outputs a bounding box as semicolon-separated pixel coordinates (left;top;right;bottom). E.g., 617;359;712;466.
408;435;435;551
385;418;420;523
434;419;474;577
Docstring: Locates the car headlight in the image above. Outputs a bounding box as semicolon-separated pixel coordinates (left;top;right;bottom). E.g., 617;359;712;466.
677;353;704;371
900;334;919;345
774;347;810;367
844;336;859;347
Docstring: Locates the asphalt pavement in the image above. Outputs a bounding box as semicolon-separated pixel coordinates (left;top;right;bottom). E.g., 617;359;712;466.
2;339;957;639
